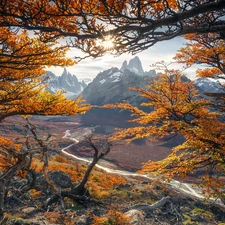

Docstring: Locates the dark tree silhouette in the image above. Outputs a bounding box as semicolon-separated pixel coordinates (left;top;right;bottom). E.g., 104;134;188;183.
1;0;224;57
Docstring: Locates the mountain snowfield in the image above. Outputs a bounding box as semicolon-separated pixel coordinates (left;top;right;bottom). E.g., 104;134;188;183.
195;77;224;93
99;70;123;84
45;56;224;100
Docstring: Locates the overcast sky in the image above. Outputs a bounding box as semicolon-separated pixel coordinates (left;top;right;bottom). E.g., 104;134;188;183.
49;36;198;81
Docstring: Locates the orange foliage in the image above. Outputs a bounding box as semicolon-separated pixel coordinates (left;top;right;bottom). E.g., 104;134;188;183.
174;33;225;79
88;173;126;199
106;72;211;142
44;211;77;225
31;154;126;199
53;155;70;164
1;0;225;205
91;209;131;225
106;70;225;198
0;26;90;182
29;189;42;199
0;137;22;172
48;163;82;182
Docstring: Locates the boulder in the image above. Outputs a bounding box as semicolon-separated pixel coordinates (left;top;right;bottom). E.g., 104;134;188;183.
74;215;87;225
124;209;146;225
35;170;73;191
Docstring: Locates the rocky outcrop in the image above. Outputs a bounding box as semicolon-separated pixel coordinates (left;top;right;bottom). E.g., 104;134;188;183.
124;209;146;225
60;68;82;93
35;170;73;191
43;69;87;99
120;56;144;75
120;56;156;77
144;69;157;77
82;67;152;106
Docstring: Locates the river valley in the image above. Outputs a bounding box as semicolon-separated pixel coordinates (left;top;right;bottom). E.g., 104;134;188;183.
62;128;225;208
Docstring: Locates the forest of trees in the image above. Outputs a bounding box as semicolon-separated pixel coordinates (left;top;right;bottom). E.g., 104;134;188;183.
0;0;225;223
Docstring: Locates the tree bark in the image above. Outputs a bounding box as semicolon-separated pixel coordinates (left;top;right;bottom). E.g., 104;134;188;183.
128;196;171;211
0;156;30;220
76;154;99;194
76;138;110;194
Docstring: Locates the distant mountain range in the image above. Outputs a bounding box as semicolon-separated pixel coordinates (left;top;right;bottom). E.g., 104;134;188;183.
80;56;158;126
42;56;225;143
194;78;224;93
44;56;224;103
82;56;157;105
43;68;87;99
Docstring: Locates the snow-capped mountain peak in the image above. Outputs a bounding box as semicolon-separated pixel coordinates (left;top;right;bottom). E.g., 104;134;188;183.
43;69;87;99
82;65;154;105
99;70;122;84
120;56;144;75
120;60;128;73
195;78;224;93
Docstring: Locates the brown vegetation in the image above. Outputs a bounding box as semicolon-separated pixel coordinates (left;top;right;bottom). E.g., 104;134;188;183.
1;1;225;224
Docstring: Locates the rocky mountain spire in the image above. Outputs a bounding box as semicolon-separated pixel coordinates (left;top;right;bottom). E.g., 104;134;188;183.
120;60;128;73
120;56;144;75
43;69;87;99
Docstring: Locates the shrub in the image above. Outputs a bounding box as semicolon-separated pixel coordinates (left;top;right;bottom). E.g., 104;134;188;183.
91;209;131;225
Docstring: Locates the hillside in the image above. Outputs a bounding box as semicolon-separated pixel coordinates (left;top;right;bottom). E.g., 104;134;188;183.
1;115;225;225
3;148;225;225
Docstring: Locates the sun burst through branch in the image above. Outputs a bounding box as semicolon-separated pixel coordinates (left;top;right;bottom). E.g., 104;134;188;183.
98;36;115;50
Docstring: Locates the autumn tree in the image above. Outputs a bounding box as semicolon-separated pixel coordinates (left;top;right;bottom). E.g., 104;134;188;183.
105;67;225;199
44;135;112;208
0;0;225;58
0;27;90;220
174;32;225;112
174;33;225;79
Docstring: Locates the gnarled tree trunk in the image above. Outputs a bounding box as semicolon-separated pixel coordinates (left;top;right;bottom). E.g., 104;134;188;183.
0;155;30;221
44;136;111;209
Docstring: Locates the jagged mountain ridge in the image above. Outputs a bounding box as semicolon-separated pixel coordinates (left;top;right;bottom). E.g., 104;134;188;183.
120;56;156;77
194;78;224;93
82;56;224;106
80;57;158;126
43;68;87;99
43;57;223;103
120;56;145;75
82;68;149;105
82;56;157;106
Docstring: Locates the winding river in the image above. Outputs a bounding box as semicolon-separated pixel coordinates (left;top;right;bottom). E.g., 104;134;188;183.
62;129;224;208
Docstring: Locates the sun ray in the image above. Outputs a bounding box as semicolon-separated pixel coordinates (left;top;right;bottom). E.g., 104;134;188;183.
97;35;115;50
102;36;114;49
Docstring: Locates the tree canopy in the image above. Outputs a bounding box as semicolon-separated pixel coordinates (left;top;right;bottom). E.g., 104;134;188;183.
0;6;91;219
0;27;90;120
174;33;225;79
106;68;225;198
1;0;225;57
